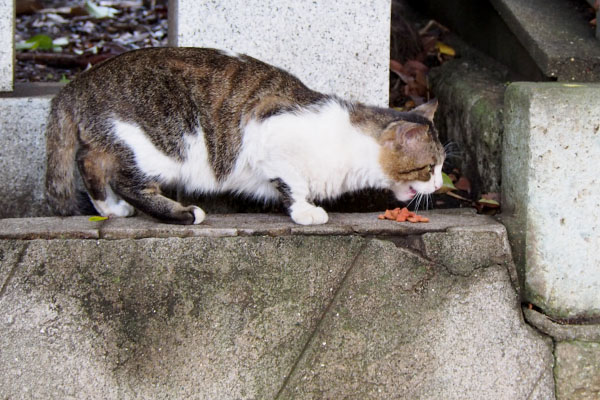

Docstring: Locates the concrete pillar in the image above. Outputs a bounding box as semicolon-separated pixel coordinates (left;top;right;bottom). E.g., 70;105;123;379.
0;0;14;92
502;82;600;320
169;0;390;106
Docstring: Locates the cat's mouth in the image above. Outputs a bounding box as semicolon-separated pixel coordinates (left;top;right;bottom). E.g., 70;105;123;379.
408;186;417;198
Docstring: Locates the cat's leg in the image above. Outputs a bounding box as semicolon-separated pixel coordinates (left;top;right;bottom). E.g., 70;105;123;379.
112;177;205;225
272;178;328;225
76;146;135;217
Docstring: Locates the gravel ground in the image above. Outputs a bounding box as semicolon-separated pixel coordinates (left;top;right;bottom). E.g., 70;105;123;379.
15;0;168;82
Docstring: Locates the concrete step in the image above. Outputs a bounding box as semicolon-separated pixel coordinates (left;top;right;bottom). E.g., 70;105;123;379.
0;211;555;399
411;0;600;81
426;36;600;398
490;0;600;81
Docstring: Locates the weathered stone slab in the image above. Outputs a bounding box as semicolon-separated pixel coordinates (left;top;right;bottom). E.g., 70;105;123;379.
0;216;555;399
490;0;600;81
422;224;514;278
430;56;507;196
280;239;554;399
0;210;505;240
170;0;390;106
555;341;600;400
0;84;60;218
0;0;12;92
0;236;364;399
524;308;600;342
502;82;600;319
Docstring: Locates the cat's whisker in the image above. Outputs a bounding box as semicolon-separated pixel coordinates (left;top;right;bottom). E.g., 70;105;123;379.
414;192;425;212
443;141;463;160
406;194;418;209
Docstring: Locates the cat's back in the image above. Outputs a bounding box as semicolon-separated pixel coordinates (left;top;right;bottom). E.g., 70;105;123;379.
61;47;317;109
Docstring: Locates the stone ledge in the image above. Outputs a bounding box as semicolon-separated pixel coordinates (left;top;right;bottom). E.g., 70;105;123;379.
0;209;498;240
0;222;554;399
490;0;600;81
523;308;600;341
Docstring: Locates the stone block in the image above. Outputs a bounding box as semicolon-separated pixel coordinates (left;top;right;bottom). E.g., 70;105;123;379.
0;0;12;92
280;239;554;399
0;236;365;399
502;82;600;319
421;224;514;278
555;341;600;400
0;85;58;218
0;218;555;398
490;0;600;81
170;0;390;106
430;56;507;196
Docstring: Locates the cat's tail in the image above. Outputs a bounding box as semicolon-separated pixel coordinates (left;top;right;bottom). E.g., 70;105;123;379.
45;96;91;215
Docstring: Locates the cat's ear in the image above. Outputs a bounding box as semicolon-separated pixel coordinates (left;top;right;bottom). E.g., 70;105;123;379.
382;122;427;150
411;99;438;121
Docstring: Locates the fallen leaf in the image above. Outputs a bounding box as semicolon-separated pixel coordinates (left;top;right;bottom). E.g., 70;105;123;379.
455;176;471;193
477;198;500;207
442;172;456;188
85;0;120;19
435;41;456;57
405;59;429;73
481;192;501;203
89;215;109;221
477;192;501;211
16;34;53;50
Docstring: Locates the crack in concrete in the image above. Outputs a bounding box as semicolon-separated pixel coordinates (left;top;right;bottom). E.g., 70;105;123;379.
525;361;553;400
0;243;29;301
274;240;369;399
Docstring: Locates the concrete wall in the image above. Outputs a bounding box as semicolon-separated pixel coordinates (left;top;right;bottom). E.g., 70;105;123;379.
0;212;555;399
0;0;13;91
169;0;391;106
0;85;58;218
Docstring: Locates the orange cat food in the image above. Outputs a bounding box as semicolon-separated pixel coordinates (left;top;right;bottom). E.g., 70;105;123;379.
378;207;429;223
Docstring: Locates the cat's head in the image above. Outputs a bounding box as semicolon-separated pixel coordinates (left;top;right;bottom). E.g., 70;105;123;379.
378;100;445;202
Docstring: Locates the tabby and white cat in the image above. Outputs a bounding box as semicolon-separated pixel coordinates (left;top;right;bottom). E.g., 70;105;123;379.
45;47;445;225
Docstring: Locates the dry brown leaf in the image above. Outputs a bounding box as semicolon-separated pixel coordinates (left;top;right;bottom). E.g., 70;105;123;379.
455;176;471;193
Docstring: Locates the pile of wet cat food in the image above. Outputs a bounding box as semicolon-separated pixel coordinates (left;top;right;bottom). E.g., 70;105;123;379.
378;207;429;223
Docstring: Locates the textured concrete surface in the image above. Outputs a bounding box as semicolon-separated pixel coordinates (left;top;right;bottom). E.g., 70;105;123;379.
170;0;390;106
524;308;600;342
0;209;505;240
279;241;553;400
0;0;12;92
0;236;364;399
490;0;600;81
0;214;555;399
502;83;600;320
430;54;507;196
555;341;600;400
0;84;59;218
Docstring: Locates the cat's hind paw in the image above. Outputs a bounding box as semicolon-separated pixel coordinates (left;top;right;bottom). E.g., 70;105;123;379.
92;198;135;218
290;205;329;225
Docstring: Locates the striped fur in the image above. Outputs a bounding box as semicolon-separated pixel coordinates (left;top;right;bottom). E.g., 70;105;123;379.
45;47;444;225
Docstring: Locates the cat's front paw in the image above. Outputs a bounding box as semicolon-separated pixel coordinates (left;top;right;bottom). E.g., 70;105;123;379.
189;206;206;224
291;206;329;225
